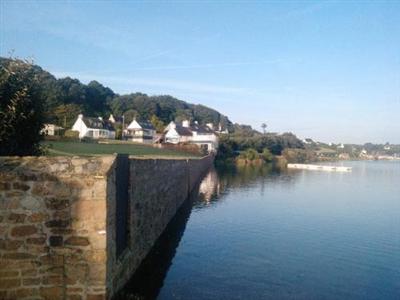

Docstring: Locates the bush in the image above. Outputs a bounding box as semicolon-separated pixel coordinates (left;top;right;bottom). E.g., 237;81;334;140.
245;148;258;161
262;148;273;162
0;58;44;155
64;129;79;139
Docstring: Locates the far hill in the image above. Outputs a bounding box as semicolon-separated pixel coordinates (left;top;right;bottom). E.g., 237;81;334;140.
0;57;233;131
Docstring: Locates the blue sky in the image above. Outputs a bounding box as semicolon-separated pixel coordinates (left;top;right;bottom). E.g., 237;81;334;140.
1;1;399;143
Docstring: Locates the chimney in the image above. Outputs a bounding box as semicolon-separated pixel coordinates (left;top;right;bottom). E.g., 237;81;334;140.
206;123;214;130
182;120;190;128
78;114;83;119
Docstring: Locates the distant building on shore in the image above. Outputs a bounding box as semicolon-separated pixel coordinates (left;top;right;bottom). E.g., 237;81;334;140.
125;119;156;144
41;124;63;136
72;114;116;139
164;120;219;153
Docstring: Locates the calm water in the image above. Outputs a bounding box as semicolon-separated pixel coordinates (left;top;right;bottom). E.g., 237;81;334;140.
120;161;400;300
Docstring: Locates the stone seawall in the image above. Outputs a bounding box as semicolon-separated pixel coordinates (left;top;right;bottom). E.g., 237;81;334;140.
0;154;213;300
106;155;214;298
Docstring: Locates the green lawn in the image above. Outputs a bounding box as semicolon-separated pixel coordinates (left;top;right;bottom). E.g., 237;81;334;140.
42;141;199;158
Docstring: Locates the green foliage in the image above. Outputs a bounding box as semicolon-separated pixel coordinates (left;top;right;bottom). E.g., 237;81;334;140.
0;58;45;155
282;148;317;163
114;123;123;140
64;129;79;139
262;148;273;162
244;148;259;161
53;104;82;128
150;114;165;132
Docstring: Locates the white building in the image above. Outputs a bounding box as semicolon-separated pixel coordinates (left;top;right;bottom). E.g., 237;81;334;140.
125;119;156;144
164;120;219;152
41;124;63;136
72;114;116;139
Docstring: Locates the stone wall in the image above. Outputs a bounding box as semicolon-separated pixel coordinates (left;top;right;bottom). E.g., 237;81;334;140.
106;155;213;299
0;156;114;300
0;154;213;300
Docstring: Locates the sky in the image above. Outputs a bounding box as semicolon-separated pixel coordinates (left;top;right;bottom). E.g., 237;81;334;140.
1;1;399;144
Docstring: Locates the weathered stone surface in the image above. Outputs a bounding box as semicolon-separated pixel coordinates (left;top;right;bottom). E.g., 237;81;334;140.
40;286;63;300
65;236;90;247
0;239;23;250
10;225;37;237
44;197;70;210
21;195;42;210
0;155;212;300
0;278;21;288
28;212;48;223
42;275;63;285
13;182;30;191
23;277;41;285
49;236;63;247
87;294;106;300
8;213;27;223
0;270;19;278
45;219;70;228
15;287;40;298
0;182;10;190
2;252;35;260
26;237;46;245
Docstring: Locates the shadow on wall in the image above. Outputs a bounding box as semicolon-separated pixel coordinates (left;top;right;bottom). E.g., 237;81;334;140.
0;156;113;300
113;177;209;300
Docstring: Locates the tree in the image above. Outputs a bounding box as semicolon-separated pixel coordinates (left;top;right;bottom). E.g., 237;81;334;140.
262;148;273;162
261;123;267;134
150;114;165;133
53;103;82;128
0;58;45;155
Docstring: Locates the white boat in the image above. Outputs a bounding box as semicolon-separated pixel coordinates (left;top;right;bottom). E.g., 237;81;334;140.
287;163;352;172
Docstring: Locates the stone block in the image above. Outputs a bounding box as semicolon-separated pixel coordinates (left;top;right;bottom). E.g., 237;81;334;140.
10;225;37;237
65;236;90;247
87;294;106;300
0;239;24;250
49;236;63;247
7;213;27;223
2;252;35;260
0;278;21;289
40;286;63;300
15;287;39;298
12;182;30;191
23;277;41;285
27;212;48;223
0;270;19;278
45;197;70;210
26;237;46;245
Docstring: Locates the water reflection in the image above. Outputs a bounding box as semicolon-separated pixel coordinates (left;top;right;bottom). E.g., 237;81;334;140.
116;164;292;299
114;186;199;300
121;162;400;300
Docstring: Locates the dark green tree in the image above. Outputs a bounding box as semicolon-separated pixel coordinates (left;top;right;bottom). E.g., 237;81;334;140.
0;59;45;155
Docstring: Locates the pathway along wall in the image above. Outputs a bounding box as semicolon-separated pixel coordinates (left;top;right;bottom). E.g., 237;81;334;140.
0;154;213;300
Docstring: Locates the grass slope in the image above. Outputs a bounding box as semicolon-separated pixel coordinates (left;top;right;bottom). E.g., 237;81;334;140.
42;141;198;158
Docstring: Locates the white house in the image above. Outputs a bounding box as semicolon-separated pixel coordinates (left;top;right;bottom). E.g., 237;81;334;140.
41;124;63;136
164;120;219;152
72;114;116;139
125;119;156;144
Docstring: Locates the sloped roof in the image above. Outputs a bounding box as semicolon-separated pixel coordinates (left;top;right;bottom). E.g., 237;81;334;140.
137;120;155;130
82;117;115;131
191;123;214;134
174;125;192;136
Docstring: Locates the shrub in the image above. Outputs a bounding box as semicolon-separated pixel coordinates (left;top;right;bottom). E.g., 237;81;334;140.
0;58;44;155
262;148;273;162
245;148;258;161
64;129;79;139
